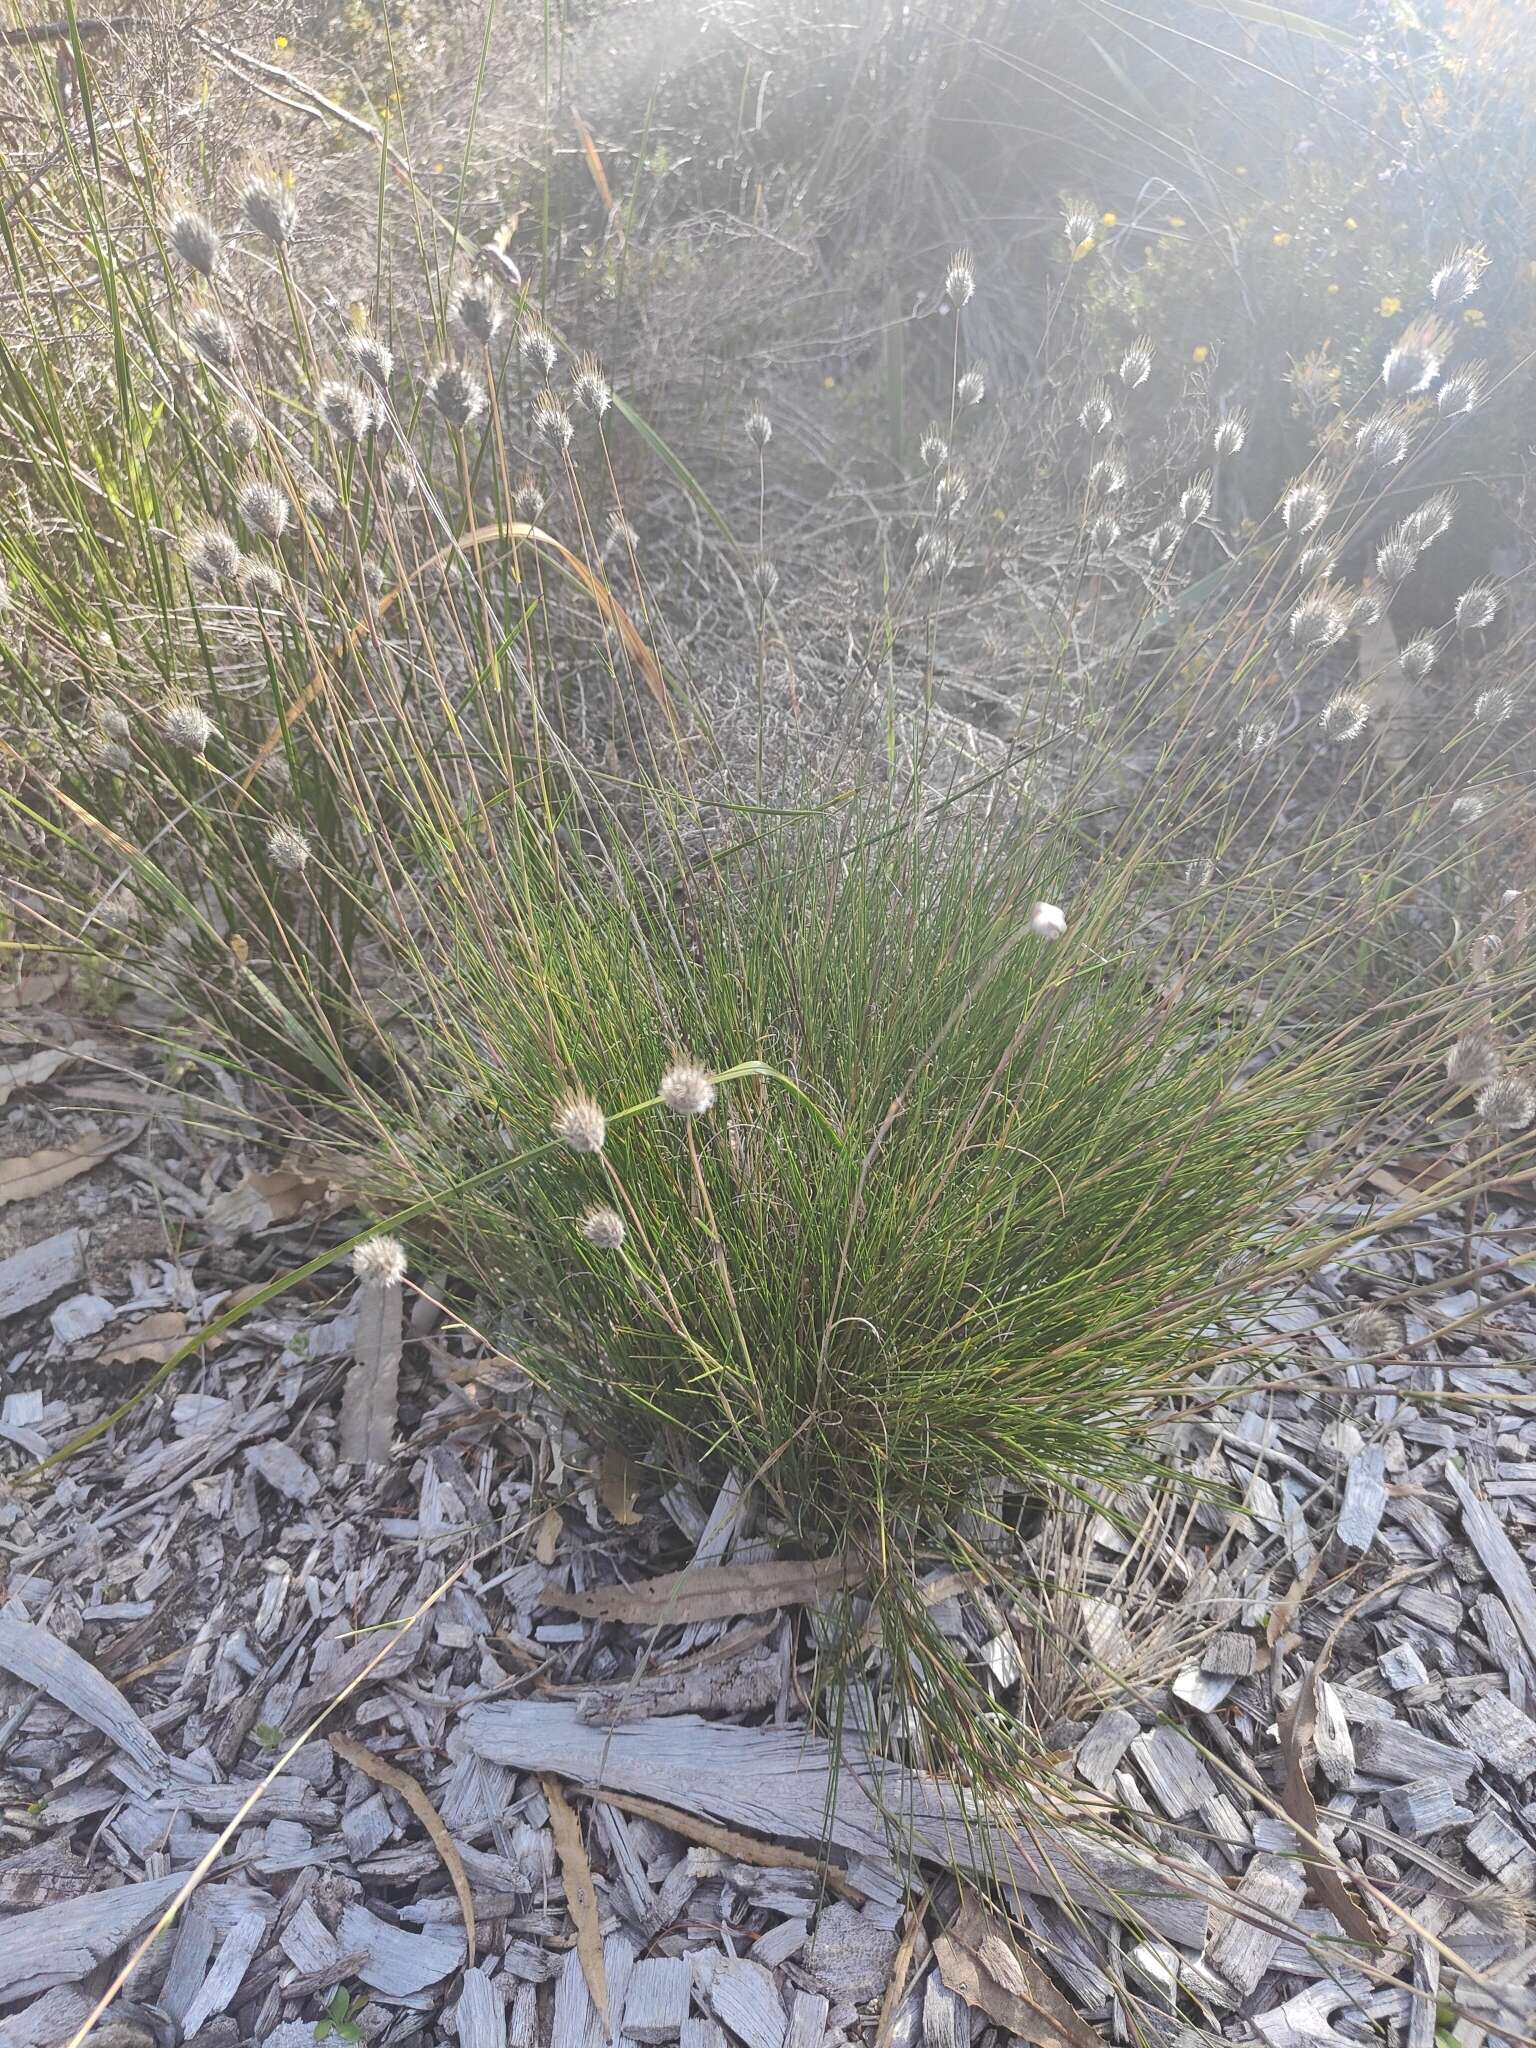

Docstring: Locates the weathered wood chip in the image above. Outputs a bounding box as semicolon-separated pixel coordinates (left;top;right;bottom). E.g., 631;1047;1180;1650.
544;1554;857;1627
1206;1856;1306;1997
0;1614;172;1781
1446;1464;1536;1666
1458;1692;1536;1779
0;1875;184;2002
0;1227;85;1319
460;1702;1208;1948
330;1734;475;1963
457;1965;508;2048
622;1957;692;2044
696;1955;785;2048
180;1909;265;2037
334;1904;464;1994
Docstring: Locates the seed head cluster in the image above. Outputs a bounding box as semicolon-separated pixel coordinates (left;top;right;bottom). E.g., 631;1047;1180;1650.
553;1094;606;1153
352;1235;408;1286
659;1064;716;1117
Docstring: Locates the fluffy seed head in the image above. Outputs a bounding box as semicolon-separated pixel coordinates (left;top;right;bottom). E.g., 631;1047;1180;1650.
659;1064;716;1117
167;208;220;277
935;464;969;513
572;353;612;416
352;1235;407;1286
1476;1076;1536;1133
304;484;341;534
184;524;242;584
917;533;959;580
1437;365;1485;418
1146;520;1183;562
348;334;394;386
1089;455;1127;497
1375;528;1422;584
449;280;504;347
1430;241;1489;308
605;514;639;554
1355;410;1409;468
225;408;259;457
162;698;214;751
90;693;130;739
265;821;311;873
1296;543;1337;585
426;362;487;431
1063;203;1097;250
1399;634;1436;682
514;478;547;522
240;559;284;603
945;249;976;306
318;380;371;441
518;323;558;375
580;1207;626;1251
1345;1306;1398;1357
1451;793;1488;824
553;1094;606;1153
1288;588;1348;650
956;366;986;408
745;409;773;450
1236;719;1279;757
750;557;779;602
1455;581;1501;634
186;306;237;369
1212;408;1248;457
534;392;575;449
1473;686;1515;725
1079;385;1116;435
240;175;297;245
1382;319;1446;398
1087;514;1120;555
1179;474;1212;524
1447;1034;1500;1088
1349;583;1386;629
1118;336;1153;389
918;428;948;469
1402;488;1457;548
237;479;290;542
1319;690;1370;742
1028;901;1067;939
383;458;417;499
1280;480;1329;535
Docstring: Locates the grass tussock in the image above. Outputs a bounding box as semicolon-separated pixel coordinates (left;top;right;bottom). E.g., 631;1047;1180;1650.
3;0;1536;1823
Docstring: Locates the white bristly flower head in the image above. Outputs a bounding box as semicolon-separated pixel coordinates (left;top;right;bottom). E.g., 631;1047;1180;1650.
240;174;298;246
1179;474;1212;524
518;323;559;375
745;408;773;450
1476;1075;1536;1133
184;524;242;584
162;698;215;752
659;1064;716;1117
1280;480;1329;535
514;478;547;522
1382;319;1447;397
1402;488;1457;548
1437;365;1485;418
265;822;311;873
426;362;487;432
1473;686;1515;726
318;380;372;442
1079;384;1116;436
1430;241;1489;308
945;248;976;307
1375;527;1422;585
1319;690;1370;743
1027;901;1067;939
348;334;394;387
237;480;290;543
225;409;259;457
918;428;948;469
1288;587;1348;651
352;1235;408;1286
1399;635;1436;683
1447;1034;1500;1088
1212;408;1247;457
449;281;505;348
1455;581;1501;634
533;391;574;449
580;1207;626;1251
573;353;612;416
168;208;220;277
1355;410;1409;468
1118;336;1153;389
956;365;986;408
186;306;237;369
553;1094;606;1153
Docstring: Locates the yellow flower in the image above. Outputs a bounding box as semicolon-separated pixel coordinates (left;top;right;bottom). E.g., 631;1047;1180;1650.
1101;211;1117;226
274;32;288;47
1235;164;1248;176
1327;283;1340;295
1378;294;1402;317
1071;236;1096;262
1168;215;1186;228
1344;217;1358;230
1272;231;1292;248
823;374;836;390
1191;344;1209;363
1464;307;1485;325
